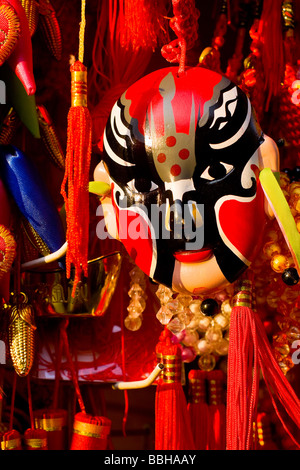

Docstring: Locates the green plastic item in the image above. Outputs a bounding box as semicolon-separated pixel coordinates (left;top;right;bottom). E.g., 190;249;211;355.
89;181;111;196
0;63;40;138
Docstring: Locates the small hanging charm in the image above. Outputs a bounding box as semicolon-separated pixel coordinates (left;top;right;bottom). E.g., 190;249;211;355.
125;265;147;331
8;293;36;377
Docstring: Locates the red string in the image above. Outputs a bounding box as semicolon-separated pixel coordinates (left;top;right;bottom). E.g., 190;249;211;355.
27;375;34;429
161;0;200;75
9;372;17;431
59;319;86;413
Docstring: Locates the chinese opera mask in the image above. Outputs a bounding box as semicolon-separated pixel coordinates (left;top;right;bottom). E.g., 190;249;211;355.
95;66;279;295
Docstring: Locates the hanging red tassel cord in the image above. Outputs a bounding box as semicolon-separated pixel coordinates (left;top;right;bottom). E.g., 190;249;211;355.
274;1;300;168
187;370;209;450
239;8;265;125
119;0;170;52
207;370;226;450
70;412;111;450
161;0;200;76
23;375;48;450
259;0;285;111
226;279;300;450
1;372;22;450
198;0;228;73
89;0;169;151
61;0;92;297
155;328;195;450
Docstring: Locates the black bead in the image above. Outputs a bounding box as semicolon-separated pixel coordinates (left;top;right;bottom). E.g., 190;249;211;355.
201;298;218;316
292;166;300;182
282;268;300;286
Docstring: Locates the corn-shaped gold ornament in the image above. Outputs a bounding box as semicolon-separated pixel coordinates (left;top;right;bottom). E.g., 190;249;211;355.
37;105;65;170
37;0;62;61
0;108;21;146
19;0;39;36
8;294;36;377
21;217;51;257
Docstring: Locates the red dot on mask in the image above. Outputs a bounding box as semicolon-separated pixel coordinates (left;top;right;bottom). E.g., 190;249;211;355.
179;148;190;160
166;136;176;147
157;153;166;163
171;164;181;176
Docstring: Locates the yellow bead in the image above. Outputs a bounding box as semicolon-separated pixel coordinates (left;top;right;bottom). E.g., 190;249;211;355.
270;254;290;273
279;173;290;189
197;338;213;354
263;241;282;259
265;229;279;242
124;315;142;331
198;354;216;371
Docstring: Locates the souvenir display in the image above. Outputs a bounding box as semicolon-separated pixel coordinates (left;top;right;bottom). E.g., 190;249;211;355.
0;0;299;453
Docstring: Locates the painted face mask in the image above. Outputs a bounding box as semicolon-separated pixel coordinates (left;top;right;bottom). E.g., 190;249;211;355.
99;66;278;295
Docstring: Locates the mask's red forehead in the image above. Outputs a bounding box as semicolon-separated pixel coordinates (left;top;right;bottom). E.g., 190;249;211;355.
124;67;223;137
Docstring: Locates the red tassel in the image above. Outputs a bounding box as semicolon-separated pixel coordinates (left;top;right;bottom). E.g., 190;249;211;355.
61;60;92;297
207;370;226;450
260;0;285;110
70;412;111;450
1;429;22;450
227;279;300;450
23;428;48;450
256;412;278;450
33;409;68;450
161;0;200;76
155;329;195;450
187;370;209;450
119;0;169;52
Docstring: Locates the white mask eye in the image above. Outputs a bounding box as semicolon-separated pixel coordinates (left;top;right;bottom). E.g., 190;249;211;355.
127;178;158;193
200;162;234;181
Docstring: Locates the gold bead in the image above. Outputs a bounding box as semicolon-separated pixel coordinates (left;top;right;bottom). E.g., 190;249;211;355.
263;241;282;259
270;254;290;273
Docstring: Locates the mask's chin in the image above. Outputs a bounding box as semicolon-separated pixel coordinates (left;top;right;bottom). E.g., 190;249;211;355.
172;255;230;296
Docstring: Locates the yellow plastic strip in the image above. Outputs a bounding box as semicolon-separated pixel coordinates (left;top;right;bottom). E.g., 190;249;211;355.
259;168;300;274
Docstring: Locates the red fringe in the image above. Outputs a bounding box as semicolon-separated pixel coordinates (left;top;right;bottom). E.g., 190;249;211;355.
227;304;300;450
70;412;111;450
260;0;285;110
119;0;169;52
33;409;68;450
1;429;22;450
155;330;195;450
207;370;226;450
23;428;48;450
187;370;209;450
61;63;92;297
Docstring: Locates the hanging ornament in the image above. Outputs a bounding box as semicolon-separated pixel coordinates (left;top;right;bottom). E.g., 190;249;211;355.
34;409;68;451
226;278;300;450
37;0;62;61
70;413;111;450
206;369;226;450
161;0;200;76
125;265;147;331
4;0;36;95
0;225;16;280
61;0;92;297
119;0;169;52
226;0;250;82
8;292;36;377
198;0;228;73
1;429;22;450
155;328;195;450
187;369;209;450
0;0;21;67
23;375;48;450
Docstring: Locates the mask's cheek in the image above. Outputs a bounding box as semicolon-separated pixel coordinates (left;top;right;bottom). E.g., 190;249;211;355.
215;182;266;265
112;198;157;278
